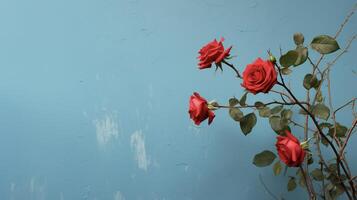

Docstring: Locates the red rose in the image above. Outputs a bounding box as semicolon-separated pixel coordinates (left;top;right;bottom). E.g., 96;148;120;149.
276;130;306;167
241;58;277;94
198;38;232;69
189;92;215;125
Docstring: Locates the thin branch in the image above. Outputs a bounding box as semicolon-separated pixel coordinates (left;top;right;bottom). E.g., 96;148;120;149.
300;166;316;200
320;162;326;200
215;101;310;109
339;118;357;158
324;34;357;73
275;63;354;199
334;2;357;39
312;34;357;106
289;119;315;133
334;98;357;114
307;56;322;75
222;60;242;78
270;89;295;103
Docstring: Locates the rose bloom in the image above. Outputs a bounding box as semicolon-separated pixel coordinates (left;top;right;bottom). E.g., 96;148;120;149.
197;38;232;69
276;130;306;167
189;92;215;125
241;58;277;94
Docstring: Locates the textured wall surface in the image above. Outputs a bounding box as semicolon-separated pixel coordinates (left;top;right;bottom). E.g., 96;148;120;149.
0;0;356;199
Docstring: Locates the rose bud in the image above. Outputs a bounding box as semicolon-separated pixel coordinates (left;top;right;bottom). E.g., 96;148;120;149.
241;58;277;94
276;130;306;167
188;92;215;125
197;38;232;69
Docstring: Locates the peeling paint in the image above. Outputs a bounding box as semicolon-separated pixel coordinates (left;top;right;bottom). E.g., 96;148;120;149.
130;130;150;171
114;191;125;200
93;113;119;147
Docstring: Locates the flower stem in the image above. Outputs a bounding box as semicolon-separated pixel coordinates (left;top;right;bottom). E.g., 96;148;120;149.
222;60;242;78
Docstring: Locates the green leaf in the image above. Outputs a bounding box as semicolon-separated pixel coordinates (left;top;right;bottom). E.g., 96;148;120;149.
279;50;299;68
259;107;271;118
281;109;293;120
311;103;330;120
229;107;244;122
229;97;239;107
254;101;265;109
294;47;308;66
293;33;305;45
240;113;257;135
273;161;282;176
311;169;324;181
328;123;348;137
303;73;318;90
307;154;314;165
282;67;292;75
319;122;333;129
299;108;308;115
299;176;306;188
321;136;329;146
316;90;323;103
240;92;248;106
311;35;340;54
269;116;282;132
253;150;276;167
287;178;297;191
293;32;304;45
271;105;283;114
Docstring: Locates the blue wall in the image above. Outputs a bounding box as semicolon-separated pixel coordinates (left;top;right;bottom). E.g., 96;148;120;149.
0;0;356;199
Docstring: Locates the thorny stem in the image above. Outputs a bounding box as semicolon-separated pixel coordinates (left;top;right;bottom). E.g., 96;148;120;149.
214;101;310;109
334;98;357;115
339;118;357;158
275;63;355;199
222;60;242;78
300;166;316;200
320;162;326;200
304;75;315;197
270;89;295;103
303;3;357;199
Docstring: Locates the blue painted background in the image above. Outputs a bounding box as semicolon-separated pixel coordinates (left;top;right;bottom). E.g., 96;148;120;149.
0;0;356;199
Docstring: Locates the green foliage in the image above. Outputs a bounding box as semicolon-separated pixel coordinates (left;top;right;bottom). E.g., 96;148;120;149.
281;67;292;75
294;46;308;66
287;177;297;191
328;123;348;137
229;107;243;122
254;101;265;109
311;169;324;181
259;107;271;118
311;103;330;120
229;97;239;107
271;105;283;114
281;109;293;120
253;150;276;167
240;113;257;135
269;116;283;132
293;32;305;45
279;50;299;68
239;92;248;106
311;35;340;54
273;161;282;176
303;73;319;90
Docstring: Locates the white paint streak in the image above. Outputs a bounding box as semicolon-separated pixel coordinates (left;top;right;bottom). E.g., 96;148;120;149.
10;182;15;192
94;113;119;147
29;177;46;200
114;191;125;200
30;178;35;193
130;130;150;171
